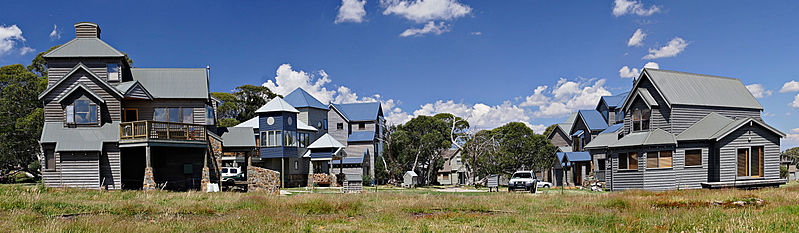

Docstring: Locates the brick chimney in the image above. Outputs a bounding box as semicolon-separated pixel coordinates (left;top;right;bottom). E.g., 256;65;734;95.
74;22;101;39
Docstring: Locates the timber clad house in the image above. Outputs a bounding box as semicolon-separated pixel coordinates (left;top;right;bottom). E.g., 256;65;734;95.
38;23;219;190
551;68;785;191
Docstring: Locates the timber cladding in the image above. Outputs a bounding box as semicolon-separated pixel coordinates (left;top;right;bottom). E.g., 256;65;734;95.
43;69;122;123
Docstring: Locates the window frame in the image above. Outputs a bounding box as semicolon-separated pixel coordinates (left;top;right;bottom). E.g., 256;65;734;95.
337;123;344;130
619;152;638;171
737;146;764;178
153;107;194;123
684;149;702;167
44;149;55;171
67;99;98;125
107;63;120;81
632;108;651;132
646;150;673;169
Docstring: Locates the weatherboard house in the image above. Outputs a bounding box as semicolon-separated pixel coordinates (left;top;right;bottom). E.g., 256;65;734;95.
585;68;785;190
38;23;220;191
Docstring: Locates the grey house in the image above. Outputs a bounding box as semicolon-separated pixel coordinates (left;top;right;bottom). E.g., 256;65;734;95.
586;68;785;190
38;23;219;191
329;102;386;180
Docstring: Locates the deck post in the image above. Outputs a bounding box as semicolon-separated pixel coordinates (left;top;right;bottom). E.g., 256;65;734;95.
143;146;155;191
201;149;209;192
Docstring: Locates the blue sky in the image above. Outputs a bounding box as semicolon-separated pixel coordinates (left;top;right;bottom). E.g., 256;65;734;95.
2;0;799;149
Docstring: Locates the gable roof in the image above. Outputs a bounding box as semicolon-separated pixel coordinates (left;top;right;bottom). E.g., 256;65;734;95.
331;102;382;122
131;68;209;99
575;110;608;132
609;128;676;148
348;131;375;143
564;152;591;162
625;68;762;110
43;37;125;58
235;117;259;128
116;81;154;100
677;113;785;141
584;123;624;149
220;127;256;147
599;93;628;109
40;122;119;152
308;133;345;149
548;113;577;139
256;97;299;113
57;82;105;104
283;88;328;110
297;120;318;131
39;63;124;100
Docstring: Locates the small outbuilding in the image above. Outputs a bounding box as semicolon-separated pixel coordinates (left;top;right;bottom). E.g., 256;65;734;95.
343;173;363;193
403;171;419;188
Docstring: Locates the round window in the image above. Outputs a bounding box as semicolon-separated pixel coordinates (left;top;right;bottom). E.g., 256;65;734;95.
287;117;293;125
266;117;275;125
317;122;322;128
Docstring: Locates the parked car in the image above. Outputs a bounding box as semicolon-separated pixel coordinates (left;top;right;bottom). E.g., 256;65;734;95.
536;179;553;188
221;167;241;177
508;171;538;193
221;167;244;184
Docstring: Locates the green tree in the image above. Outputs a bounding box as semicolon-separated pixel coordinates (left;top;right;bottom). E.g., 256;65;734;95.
465;122;556;182
381;115;452;184
543;124;558;137
0;64;47;179
234;85;280;122
210;92;240;127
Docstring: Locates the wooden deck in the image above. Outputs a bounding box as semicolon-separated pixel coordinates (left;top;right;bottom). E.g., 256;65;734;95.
120;120;207;142
701;179;786;189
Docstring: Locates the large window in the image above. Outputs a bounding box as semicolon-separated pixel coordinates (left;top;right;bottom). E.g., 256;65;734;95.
107;63;119;81
618;152;638;170
44;149;55;171
298;132;310;148
572;137;582;152
632;109;651;131
283;130;297;147
685;150;702;166
154;107;194;123
66;100;98;124
205;105;215;125
737;146;764;177
646;151;673;169
260;131;282;147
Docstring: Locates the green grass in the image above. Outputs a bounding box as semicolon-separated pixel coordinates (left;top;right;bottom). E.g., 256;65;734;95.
1;183;799;232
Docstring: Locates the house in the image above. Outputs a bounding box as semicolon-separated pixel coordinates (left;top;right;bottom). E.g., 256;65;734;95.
437;149;466;185
329;102;386;179
38;23;219;191
554;151;592;186
547;113;577;148
569;110;609;152
547;109;609;187
596;93;628;125
584;123;624;182
587;68;785;190
403;171;419;188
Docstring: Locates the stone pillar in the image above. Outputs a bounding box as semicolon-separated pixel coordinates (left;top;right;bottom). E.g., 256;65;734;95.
142;146;155;191
201;149;209;192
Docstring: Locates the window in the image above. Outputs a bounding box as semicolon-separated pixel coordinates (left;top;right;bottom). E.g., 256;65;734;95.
324;120;328;130
294;161;299;170
298;132;310;148
67;100;98;124
646;151;673;169
617;110;625;123
154;108;167;121
154;107;193;123
205;105;215;125
738;146;764;177
632;109;651;131
337;123;344;130
260;131;283;147
107;63;119;81
685;150;702;166
168;108;180;123
44;149;55;171
597;159;606;170
359;123;365;130
182;108;193;124
573;137;582;152
222;168;228;173
619;152;638;170
230;168;237;174
283;130;297;147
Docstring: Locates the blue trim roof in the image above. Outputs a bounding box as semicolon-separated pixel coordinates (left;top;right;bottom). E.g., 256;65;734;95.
283;88;328;110
600;123;624;134
564;152;591;162
578;110;608;132
348;131;375;142
310;152;333;159
331;157;364;165
601;93;628;109
555;152;571;167
332;102;381;122
571;130;584;137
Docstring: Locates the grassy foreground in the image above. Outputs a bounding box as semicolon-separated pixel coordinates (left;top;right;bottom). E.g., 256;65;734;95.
1;183;799;232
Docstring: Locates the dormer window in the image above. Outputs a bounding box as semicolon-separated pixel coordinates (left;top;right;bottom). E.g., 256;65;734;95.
632;109;650;131
66;100;98;125
107;64;119;81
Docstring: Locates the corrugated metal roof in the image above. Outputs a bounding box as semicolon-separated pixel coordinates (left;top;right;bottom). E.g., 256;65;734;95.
310;152;333;159
584;124;623;149
115;81;137;94
283;88;328;110
58;83;105;104
348;131;375;142
255;97;299;113
677;113;786;141
343;173;363;181
297;120;318;131
636;88;658;107
40;122;119;152
331;157;365;165
221;127;256;147
131;68;209;99
644;68;763;110
609;128;676;148
602;123;624;134
572;130;584;137
577;110;608;132
39;63;124;100
308;133;345;149
557;146;572;152
564;152;591;162
601;93;628;109
332;102;381;122
43;38;124;58
235;117;259;128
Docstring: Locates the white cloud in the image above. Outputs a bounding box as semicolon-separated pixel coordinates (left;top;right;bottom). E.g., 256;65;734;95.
381;0;471;23
643;37;689;59
0;25;26;55
791;128;799;133
618;62;658;78
335;0;368;24
470;31;482;36
613;0;661;17
745;84;772;99
49;24;61;40
792;94;799;108
521;78;612;118
780;80;799;93
784;133;799;150
411;100;535;130
19;46;34;55
627;28;646;47
399;21;449;37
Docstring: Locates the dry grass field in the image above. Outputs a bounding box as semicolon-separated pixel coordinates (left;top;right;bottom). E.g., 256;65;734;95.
1;183;798;232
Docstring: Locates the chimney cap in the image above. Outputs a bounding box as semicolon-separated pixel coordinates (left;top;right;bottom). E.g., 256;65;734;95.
74;22;99;27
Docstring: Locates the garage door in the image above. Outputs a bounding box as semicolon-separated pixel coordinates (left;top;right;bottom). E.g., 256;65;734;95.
60;152;100;188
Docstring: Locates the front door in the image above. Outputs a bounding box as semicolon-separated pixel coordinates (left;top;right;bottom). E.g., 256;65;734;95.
123;108;138;122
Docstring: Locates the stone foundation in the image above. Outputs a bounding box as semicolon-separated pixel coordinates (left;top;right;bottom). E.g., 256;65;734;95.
247;166;280;195
143;167;155;191
200;166;210;192
308;173;336;187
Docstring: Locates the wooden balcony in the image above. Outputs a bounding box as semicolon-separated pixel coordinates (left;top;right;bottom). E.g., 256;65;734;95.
120;120;207;143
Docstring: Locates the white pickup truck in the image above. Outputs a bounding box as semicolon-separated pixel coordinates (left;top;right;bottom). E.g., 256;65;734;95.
507;171;538;193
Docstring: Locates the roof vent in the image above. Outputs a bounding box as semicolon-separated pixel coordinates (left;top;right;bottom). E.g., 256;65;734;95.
74;22;101;39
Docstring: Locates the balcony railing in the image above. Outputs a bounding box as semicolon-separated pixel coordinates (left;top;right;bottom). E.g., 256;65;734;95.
120;120;207;142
